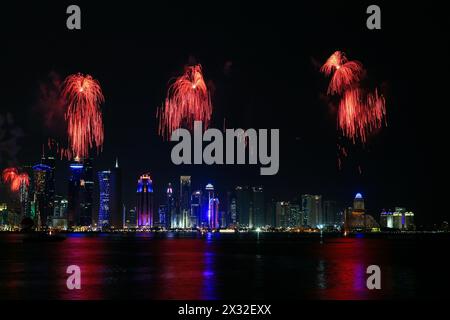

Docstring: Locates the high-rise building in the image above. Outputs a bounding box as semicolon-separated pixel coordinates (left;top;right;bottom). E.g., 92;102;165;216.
158;204;167;227
301;194;323;228
98;170;111;228
275;201;289;228
180;176;191;228
166;183;176;228
136;174;154;228
391;207;415;230
208;196;220;229
380;210;394;228
235;186;252;227
110;158;123;229
32;163;53;227
125;208;137;228
288;203;302;227
323;200;339;226
252;186;265;228
68;160;84;227
80;158;94;227
52;195;68;229
191;190;202;228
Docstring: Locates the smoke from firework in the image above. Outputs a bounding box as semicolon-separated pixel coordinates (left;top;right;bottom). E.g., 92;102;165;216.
61;73;105;159
158;64;213;139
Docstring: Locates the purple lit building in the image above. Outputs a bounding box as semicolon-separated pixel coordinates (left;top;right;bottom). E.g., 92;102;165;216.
136;174;154;228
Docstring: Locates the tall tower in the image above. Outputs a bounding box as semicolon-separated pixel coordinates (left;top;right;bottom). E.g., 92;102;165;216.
97;170;111;228
80;158;94;227
180;176;191;228
166;183;176;228
191;190;202;228
137;173;154;228
32;163;51;227
235;186;252;227
252;186;264;228
301;194;323;228
110;158;123;229
68;160;83;227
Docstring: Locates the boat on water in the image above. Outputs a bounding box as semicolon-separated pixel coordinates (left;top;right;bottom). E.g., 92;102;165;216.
22;231;66;242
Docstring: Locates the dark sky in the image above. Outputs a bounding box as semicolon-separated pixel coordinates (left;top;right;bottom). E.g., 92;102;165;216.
0;1;445;225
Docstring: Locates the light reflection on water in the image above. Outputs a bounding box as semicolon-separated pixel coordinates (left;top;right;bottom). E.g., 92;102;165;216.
0;232;446;299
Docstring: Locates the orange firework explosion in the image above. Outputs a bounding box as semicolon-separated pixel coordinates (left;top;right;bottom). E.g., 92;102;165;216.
321;51;363;95
158;64;213;139
338;88;386;143
61;73;104;159
2;168;29;193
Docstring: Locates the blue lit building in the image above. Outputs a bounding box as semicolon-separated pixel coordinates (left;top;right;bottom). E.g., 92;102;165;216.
98;170;111;228
68;160;84;227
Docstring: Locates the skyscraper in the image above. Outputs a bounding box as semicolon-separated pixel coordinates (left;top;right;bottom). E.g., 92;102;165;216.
110;158;123;229
166;183;177;228
323;200;339;226
205;183;220;229
32;163;52;227
235;186;252;227
68;160;83;227
136;173;154;228
301;194;323;228
275;201;289;228
98;170;111;228
252;186;265;228
191;190;202;228
180;176;191;228
80;158;94;227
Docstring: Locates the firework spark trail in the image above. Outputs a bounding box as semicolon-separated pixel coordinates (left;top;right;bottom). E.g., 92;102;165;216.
338;88;386;143
158;65;213;139
320;51;364;95
61;73;104;159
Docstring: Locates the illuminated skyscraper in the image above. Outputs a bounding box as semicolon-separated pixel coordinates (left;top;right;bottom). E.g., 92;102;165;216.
166;183;177;228
301;194;323;228
32;163;52;227
180;176;191;228
209;198;220;229
80;158;94;227
191;190;202;228
136;173;154;228
98;170;111;228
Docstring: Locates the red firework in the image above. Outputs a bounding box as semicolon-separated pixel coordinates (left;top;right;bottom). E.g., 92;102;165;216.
2;168;29;193
61;73;104;159
338;88;386;143
321;51;363;95
158;64;213;139
2;167;18;184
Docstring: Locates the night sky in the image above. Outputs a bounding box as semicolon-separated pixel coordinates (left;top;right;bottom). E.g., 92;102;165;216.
0;2;445;225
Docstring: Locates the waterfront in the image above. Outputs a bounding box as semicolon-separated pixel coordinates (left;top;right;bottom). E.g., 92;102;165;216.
1;232;449;300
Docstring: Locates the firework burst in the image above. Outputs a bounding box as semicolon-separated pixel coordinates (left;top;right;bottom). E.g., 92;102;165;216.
321;51;386;145
2;167;29;193
320;51;364;95
61;73;105;159
158;64;213;139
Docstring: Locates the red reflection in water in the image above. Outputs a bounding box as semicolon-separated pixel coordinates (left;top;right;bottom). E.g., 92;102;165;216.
315;237;388;299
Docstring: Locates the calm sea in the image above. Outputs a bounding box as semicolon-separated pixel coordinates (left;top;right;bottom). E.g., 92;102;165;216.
0;232;448;300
